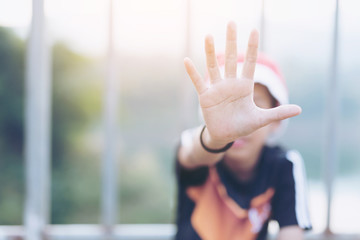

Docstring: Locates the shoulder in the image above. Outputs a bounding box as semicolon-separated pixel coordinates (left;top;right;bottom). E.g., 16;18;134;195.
283;149;307;180
263;146;305;169
285;150;305;170
261;146;307;187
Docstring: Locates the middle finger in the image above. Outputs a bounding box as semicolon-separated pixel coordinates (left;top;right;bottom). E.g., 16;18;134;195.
225;21;238;79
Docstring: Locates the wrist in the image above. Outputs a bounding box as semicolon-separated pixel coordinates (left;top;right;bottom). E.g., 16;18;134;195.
200;125;234;153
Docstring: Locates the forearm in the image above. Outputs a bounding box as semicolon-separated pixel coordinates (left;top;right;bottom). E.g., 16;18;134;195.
178;125;230;169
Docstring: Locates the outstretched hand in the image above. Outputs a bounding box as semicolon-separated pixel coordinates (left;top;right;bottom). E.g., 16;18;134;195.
184;22;301;146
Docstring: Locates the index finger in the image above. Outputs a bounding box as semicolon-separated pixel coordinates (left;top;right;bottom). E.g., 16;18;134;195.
184;57;207;94
241;29;259;80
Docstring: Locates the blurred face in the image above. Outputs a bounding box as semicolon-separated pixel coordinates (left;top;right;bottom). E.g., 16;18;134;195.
224;83;279;168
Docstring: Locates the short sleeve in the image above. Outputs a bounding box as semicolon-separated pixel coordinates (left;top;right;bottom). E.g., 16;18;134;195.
272;150;312;230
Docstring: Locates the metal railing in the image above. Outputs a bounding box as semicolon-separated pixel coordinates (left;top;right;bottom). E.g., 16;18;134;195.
2;224;360;240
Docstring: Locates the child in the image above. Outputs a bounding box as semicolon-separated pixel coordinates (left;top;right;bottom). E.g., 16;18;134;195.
175;22;311;240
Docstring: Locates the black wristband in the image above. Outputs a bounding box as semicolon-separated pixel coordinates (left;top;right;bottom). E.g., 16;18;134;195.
200;125;234;153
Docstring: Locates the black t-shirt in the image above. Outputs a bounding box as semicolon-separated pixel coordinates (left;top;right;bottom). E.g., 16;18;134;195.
175;145;311;240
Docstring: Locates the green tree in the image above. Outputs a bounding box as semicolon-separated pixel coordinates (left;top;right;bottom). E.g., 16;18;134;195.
0;28;25;224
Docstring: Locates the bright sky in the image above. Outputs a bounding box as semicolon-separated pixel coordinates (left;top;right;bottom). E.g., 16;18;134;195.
0;0;350;58
0;0;359;72
0;0;359;82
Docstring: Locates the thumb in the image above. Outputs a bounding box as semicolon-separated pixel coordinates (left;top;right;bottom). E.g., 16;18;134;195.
260;104;302;126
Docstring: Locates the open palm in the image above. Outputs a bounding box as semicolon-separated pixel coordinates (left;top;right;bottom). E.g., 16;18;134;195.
184;22;301;145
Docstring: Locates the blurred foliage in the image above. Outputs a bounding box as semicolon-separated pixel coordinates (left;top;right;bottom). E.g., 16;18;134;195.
0;28;25;224
0;27;178;225
51;42;103;224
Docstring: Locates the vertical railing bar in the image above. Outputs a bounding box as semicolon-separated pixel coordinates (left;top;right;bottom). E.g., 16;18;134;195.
102;0;119;234
185;0;191;60
24;0;51;239
259;0;265;52
179;0;194;130
325;0;340;234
